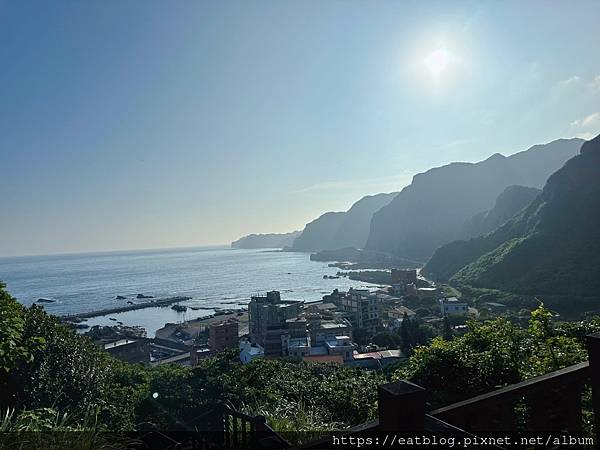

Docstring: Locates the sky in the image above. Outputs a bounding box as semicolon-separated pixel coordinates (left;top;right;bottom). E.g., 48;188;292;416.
1;0;600;257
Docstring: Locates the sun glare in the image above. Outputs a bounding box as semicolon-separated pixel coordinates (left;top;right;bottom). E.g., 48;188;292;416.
424;47;452;77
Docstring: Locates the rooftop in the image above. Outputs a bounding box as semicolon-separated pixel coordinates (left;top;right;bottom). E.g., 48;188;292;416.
286;316;307;324
325;338;352;349
390;306;416;316
288;337;310;348
152;352;191;366
320;321;349;330
104;338;138;349
353;349;402;360
240;341;264;356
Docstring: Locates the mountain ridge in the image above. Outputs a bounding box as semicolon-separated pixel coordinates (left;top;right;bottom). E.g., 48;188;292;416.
365;138;584;261
440;133;600;315
291;192;397;252
231;231;301;249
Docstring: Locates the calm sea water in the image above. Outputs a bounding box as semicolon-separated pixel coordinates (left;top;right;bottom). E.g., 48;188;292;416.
0;246;376;336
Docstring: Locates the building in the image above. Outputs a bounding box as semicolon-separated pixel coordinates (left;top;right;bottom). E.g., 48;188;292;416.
239;340;265;364
417;287;439;297
285;316;309;338
332;288;381;335
310;319;353;344
405;283;418;296
305;302;338;319
248;291;303;356
104;338;150;363
190;347;212;365
388;306;417;321
391;269;417;294
322;289;346;304
387;306;417;330
209;319;239;352
349;349;404;369
323;335;354;361
284;336;311;358
439;297;468;316
391;269;417;285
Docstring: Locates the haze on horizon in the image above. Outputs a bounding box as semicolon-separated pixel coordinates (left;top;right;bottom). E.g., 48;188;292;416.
1;1;600;257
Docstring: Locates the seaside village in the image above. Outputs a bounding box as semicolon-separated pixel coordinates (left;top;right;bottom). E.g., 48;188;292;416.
82;269;469;369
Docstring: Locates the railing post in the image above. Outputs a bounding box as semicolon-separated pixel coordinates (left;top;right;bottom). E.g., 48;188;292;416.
252;415;267;450
586;332;600;443
378;380;425;431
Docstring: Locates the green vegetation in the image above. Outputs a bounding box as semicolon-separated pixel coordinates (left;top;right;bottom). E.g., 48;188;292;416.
1;280;599;441
0;282;384;435
424;135;600;319
396;306;596;408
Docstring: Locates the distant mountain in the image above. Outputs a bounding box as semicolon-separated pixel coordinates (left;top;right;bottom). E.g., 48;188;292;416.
429;134;600;315
462;185;541;239
423;185;541;281
292;192;397;252
231;231;301;249
365;138;583;262
292;212;346;252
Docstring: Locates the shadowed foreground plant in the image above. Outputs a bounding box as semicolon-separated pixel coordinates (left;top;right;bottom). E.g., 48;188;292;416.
0;407;132;450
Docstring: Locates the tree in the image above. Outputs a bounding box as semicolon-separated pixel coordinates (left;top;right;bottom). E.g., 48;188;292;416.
524;304;587;378
371;331;401;349
394;306;591;408
399;315;434;355
396;317;525;406
0;283;45;406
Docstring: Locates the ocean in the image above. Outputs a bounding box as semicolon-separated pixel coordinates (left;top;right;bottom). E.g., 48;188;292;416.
0;246;376;336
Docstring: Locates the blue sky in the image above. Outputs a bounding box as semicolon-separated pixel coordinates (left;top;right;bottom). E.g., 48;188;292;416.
1;0;599;256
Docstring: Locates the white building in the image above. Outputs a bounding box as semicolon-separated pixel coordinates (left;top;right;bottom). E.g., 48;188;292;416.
239;340;265;364
439;297;468;316
286;336;311;358
323;335;354;361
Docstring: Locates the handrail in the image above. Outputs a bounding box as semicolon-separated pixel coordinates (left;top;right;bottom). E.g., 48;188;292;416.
430;361;589;417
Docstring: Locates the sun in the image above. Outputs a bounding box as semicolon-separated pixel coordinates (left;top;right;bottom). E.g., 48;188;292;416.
424;47;452;77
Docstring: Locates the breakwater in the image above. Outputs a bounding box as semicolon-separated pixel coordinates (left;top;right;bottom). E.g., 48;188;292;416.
61;296;193;320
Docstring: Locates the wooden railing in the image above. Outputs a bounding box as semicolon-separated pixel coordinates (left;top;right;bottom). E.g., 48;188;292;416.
430;361;590;432
302;333;600;448
221;404;290;449
138;401;289;450
428;333;600;436
139;332;600;449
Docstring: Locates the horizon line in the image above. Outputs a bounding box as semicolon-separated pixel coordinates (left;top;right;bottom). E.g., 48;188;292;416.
0;243;235;260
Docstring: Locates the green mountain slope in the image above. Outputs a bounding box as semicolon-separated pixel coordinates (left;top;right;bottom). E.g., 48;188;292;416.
424;185;541;280
450;134;600;313
462;185;541;239
365;138;583;261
